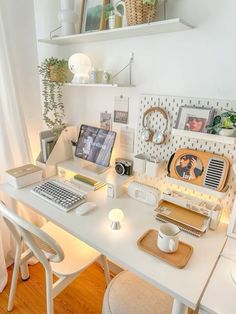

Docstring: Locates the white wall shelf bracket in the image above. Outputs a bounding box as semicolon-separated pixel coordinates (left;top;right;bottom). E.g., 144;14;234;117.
112;52;134;86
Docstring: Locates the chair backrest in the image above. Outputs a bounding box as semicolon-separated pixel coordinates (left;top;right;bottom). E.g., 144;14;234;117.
0;201;64;263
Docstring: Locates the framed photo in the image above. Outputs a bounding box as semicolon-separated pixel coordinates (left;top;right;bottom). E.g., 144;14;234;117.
175;106;215;133
81;0;109;33
175;153;203;181
114;95;129;124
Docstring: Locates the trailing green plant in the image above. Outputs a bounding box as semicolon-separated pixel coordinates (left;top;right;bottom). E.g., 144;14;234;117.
207;110;236;134
38;57;69;135
104;1;125;20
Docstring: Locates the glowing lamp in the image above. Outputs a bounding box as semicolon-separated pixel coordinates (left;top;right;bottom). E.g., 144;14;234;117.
108;208;124;230
68;53;92;84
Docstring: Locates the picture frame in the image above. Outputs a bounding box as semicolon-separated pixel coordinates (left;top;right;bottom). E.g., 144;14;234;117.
81;0;109;33
175;106;215;133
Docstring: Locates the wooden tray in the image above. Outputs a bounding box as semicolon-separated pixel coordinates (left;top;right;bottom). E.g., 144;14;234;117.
137;229;193;268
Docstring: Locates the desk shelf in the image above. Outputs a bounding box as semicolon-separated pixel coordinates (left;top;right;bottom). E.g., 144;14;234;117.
38;18;192;46
172;128;236;145
165;175;228;199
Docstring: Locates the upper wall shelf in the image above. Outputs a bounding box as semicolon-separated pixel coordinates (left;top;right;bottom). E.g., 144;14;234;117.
38;18;192;46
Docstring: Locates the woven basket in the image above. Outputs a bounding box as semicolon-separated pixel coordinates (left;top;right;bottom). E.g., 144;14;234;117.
125;0;157;26
49;65;72;83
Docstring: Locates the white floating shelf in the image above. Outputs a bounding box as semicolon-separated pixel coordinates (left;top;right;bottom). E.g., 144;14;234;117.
38;18;192;45
64;83;134;88
172;128;236;145
165;175;228;199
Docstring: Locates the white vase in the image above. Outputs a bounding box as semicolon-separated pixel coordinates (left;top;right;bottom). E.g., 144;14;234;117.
58;0;78;36
61;0;74;10
219;128;235;137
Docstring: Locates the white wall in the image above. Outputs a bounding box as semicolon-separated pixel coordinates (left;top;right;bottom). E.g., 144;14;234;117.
34;0;236;158
1;0;42;160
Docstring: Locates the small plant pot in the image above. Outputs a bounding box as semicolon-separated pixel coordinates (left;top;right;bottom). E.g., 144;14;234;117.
49;64;72;83
219;128;235;137
108;14;122;29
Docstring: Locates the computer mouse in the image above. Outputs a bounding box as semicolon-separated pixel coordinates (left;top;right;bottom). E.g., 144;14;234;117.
75;202;97;216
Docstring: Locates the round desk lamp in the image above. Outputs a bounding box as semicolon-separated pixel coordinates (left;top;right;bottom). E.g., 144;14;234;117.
109;208;124;230
68;53;92;84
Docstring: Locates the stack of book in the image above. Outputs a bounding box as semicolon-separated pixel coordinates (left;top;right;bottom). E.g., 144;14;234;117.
71;174;105;191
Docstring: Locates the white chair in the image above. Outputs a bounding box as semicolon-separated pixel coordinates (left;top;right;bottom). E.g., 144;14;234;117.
102;270;173;314
0;201;110;314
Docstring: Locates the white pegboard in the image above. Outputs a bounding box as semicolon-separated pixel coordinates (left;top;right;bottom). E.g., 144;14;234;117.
136;94;236;218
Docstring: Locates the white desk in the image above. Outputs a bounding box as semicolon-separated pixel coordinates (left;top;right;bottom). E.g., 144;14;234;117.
200;237;236;314
0;182;227;314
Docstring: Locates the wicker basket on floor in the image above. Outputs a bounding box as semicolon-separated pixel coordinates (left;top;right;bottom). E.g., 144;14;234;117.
125;0;158;26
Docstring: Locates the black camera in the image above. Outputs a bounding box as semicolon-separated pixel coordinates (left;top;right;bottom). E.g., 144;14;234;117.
115;158;133;176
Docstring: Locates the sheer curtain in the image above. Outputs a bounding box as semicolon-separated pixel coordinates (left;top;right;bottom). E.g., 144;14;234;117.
0;7;43;292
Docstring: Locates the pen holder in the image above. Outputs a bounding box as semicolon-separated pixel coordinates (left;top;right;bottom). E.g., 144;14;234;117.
145;160;164;178
133;154;146;174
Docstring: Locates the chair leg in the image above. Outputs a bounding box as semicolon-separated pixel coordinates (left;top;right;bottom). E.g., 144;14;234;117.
20;262;30;281
100;255;111;286
45;268;54;314
8;244;21;311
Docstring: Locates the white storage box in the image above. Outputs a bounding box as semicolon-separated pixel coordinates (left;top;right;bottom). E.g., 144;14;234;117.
6;164;42;189
145;160;164;177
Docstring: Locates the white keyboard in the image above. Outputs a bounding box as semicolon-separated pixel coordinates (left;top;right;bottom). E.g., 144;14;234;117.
31;180;86;212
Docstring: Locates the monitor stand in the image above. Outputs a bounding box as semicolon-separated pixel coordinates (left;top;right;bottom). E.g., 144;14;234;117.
83;163;109;175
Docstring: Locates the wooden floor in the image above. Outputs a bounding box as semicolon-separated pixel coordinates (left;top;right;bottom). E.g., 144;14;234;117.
0;263;196;314
0;262;106;314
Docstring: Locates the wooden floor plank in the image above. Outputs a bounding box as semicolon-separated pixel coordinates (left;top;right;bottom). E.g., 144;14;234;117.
0;262;106;314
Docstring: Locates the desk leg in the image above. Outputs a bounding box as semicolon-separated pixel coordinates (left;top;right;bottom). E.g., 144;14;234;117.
172;299;188;314
20;263;30;281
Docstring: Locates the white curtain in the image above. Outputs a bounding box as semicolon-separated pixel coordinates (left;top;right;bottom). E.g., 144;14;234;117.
0;7;43;292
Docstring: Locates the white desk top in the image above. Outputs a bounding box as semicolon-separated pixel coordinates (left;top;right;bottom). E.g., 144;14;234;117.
0;182;227;310
200;237;236;314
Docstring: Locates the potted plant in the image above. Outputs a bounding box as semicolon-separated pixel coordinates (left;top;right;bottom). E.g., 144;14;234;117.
207;110;236;137
104;1;125;29
38;57;71;136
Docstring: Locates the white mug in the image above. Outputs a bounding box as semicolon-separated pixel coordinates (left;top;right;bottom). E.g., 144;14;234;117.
157;223;180;253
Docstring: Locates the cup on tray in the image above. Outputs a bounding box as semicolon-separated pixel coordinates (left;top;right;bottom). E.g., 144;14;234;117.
157;223;180;253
